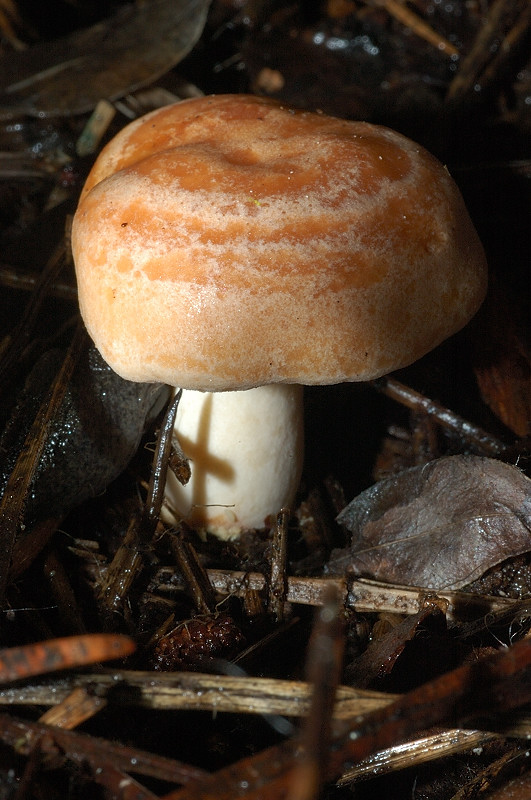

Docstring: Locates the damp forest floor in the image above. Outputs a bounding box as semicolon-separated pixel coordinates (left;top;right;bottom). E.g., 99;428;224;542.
0;2;530;799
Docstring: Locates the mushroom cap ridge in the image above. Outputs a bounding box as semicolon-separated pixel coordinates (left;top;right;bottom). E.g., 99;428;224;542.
72;94;487;391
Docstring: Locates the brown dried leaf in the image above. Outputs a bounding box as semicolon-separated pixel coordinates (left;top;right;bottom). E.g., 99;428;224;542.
0;0;211;117
332;456;531;590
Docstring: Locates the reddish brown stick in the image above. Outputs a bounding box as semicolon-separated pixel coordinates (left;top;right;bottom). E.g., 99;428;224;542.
0;634;135;683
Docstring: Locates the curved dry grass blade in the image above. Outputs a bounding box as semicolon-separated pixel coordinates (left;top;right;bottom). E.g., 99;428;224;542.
0;670;395;718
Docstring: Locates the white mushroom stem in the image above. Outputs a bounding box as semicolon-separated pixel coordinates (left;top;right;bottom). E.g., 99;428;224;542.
162;385;304;540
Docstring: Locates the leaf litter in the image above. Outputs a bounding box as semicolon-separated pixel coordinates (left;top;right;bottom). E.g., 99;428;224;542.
0;0;211;117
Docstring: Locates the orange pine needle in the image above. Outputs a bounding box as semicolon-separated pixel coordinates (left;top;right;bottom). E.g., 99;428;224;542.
0;634;135;683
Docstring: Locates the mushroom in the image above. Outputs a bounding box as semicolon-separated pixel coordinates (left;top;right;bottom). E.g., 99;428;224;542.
71;94;487;539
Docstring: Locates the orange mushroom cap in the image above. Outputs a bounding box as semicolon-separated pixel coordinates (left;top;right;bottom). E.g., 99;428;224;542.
72;94;487;391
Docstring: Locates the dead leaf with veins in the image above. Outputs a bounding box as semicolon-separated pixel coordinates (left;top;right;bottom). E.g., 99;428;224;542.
330;455;531;591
